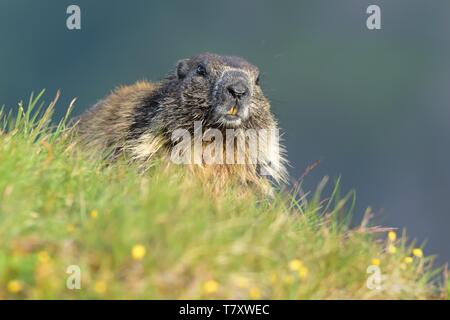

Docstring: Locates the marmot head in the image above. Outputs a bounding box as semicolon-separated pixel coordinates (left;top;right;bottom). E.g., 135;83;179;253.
171;53;273;130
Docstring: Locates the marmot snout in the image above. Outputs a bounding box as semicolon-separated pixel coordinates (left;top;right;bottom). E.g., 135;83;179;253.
76;53;287;188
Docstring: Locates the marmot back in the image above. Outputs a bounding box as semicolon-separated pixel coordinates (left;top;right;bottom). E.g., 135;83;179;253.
77;81;159;154
76;53;287;188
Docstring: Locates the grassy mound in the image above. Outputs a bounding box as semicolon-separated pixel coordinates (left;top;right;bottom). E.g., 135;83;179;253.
0;91;446;299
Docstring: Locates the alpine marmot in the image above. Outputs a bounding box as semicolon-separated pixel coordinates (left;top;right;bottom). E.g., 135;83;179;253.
76;53;287;189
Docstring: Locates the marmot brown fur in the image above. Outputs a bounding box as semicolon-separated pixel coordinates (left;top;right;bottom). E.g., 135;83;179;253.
76;53;287;190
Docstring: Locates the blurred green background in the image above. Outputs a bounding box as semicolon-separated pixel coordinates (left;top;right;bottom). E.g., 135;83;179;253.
1;0;449;264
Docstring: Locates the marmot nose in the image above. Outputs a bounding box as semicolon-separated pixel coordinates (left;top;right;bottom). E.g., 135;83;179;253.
227;82;248;100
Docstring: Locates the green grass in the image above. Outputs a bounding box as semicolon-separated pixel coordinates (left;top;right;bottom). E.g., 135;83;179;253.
0;90;447;299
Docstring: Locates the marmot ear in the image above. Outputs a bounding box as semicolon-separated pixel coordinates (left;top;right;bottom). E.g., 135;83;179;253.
176;59;190;80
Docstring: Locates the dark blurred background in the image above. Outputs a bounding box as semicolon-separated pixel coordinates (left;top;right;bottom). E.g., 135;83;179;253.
1;0;449;264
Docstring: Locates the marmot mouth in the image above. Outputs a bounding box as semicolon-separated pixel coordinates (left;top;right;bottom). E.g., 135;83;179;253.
210;101;249;128
219;114;243;128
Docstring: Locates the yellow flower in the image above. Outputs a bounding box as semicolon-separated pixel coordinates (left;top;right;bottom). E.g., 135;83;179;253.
298;266;309;279
90;210;98;219
289;259;304;271
37;250;50;264
7;280;23;293
387;244;397;254
249;287;261;299
131;244;146;260
203;280;219;294
270;273;278;285
66;223;76;233
94;280;107;294
283;275;294;284
235;276;250;288
388;231;397;242
412;248;423;258
36;259;53;279
404;256;413;264
371;258;381;266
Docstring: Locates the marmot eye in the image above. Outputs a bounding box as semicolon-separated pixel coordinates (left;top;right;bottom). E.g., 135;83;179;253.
255;75;260;85
196;65;207;76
